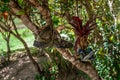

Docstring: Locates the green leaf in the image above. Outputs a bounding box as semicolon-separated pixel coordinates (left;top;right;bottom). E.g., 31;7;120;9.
0;5;10;12
109;35;114;41
18;0;23;5
52;16;59;25
16;10;25;15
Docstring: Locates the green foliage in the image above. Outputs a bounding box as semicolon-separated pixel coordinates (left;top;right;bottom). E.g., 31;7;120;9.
18;0;23;5
16;10;25;15
34;74;46;80
93;23;120;80
34;61;58;80
0;28;34;51
0;5;9;12
0;0;10;12
0;49;7;57
52;16;59;26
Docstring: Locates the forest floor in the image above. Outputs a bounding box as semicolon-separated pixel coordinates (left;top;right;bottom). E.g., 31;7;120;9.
0;51;86;80
0;51;38;80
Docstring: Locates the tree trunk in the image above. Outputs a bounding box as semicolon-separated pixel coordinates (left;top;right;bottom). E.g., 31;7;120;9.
6;33;11;62
1;32;11;62
6;38;11;62
108;0;117;27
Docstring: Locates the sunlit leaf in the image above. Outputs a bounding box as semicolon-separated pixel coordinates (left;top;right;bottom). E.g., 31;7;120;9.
109;35;114;42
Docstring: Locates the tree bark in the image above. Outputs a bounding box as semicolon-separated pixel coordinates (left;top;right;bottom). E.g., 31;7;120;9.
108;0;117;27
27;0;53;28
56;48;101;80
6;33;11;62
9;0;40;36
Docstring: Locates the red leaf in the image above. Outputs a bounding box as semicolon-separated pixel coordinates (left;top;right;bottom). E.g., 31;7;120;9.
71;16;82;30
71;16;96;37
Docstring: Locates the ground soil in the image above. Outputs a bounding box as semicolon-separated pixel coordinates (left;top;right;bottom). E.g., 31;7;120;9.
0;51;37;80
0;51;86;80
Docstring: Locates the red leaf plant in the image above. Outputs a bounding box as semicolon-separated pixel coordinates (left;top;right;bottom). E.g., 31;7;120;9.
70;16;96;53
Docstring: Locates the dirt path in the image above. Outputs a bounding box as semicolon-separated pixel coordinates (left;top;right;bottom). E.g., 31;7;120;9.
0;52;37;80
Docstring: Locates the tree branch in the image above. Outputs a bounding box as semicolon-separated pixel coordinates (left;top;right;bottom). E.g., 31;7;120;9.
27;0;53;28
9;0;40;36
56;48;101;80
80;0;95;19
